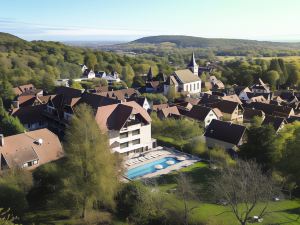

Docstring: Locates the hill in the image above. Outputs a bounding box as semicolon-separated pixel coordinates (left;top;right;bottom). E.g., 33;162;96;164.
132;35;300;50
0;32;25;43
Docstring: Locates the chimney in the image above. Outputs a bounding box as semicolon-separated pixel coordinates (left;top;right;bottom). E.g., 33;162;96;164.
0;134;4;147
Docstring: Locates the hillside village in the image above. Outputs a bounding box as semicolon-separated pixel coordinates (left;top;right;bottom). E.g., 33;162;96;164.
1;49;300;224
1;52;299;170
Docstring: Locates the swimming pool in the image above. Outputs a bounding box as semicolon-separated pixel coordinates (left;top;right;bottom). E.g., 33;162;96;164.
126;157;180;179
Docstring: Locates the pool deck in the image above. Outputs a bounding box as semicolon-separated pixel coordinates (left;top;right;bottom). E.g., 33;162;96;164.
124;147;201;179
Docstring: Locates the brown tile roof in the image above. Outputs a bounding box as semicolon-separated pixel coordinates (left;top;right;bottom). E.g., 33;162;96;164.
0;129;64;170
95;101;151;132
17;95;36;107
152;103;169;111
204;120;246;145
173;69;201;83
158;106;180;118
222;94;242;104
13;84;35;96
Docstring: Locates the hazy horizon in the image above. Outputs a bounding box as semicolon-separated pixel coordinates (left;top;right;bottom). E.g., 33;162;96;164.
2;0;300;42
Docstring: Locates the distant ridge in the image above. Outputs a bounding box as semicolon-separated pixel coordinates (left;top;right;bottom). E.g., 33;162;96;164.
131;35;300;49
0;32;25;43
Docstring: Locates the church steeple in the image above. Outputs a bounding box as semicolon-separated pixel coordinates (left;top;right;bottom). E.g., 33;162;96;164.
187;52;199;76
147;67;153;81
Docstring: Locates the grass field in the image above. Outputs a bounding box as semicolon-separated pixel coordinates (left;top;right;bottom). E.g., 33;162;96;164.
154;162;300;225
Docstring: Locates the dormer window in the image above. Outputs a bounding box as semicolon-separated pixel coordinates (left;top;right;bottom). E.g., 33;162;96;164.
129;114;135;120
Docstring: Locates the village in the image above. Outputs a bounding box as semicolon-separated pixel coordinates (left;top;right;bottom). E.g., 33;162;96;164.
1;52;299;183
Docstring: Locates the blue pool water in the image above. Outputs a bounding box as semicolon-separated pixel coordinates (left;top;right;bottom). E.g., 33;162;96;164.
126;157;180;179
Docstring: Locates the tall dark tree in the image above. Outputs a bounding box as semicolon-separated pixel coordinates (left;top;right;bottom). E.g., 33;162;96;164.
63;104;119;219
240;124;280;169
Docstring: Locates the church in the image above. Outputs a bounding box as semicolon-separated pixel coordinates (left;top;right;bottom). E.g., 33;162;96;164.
164;53;202;96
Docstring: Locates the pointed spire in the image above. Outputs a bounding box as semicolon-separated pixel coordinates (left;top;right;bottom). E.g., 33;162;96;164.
188;52;197;67
147;67;153;81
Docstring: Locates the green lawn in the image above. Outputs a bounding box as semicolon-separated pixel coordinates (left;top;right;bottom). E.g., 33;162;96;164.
153;162;300;225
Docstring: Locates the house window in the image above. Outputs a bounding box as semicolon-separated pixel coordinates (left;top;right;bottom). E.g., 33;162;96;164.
120;132;128;139
132;129;140;136
190;84;192;91
194;83;196;90
197;82;200;89
132;139;140;145
120;142;129;149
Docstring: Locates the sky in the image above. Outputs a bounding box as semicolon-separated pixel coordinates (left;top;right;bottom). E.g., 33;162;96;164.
1;0;300;42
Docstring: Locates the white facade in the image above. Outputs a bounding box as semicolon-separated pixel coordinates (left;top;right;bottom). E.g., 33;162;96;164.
109;122;154;156
204;111;218;127
182;81;202;94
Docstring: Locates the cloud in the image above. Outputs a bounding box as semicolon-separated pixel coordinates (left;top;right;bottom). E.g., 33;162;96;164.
0;18;157;41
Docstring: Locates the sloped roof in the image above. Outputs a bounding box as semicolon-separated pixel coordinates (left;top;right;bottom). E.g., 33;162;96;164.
187;52;198;67
245;102;293;117
173;69;200;84
77;92;120;110
11;104;47;125
152;103;169;111
159;106;180;118
234;86;251;95
207;100;242;114
186;105;213;121
204;120;246;145
222;94;242;105
95;101;151;131
13;84;35;96
0;128;64;170
165;75;178;86
262;115;286;131
97;88;139;101
243;108;265;120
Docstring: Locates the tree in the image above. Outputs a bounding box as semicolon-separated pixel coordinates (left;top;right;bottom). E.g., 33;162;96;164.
269;59;282;75
70;81;83;90
278;58;288;85
0;208;16;225
63;104;119;219
0;169;33;217
277;122;300;194
0;78;15;104
211;160;279;225
132;75;145;88
121;64;135;87
240;124;280;169
0;112;25;136
175;173;198;225
264;70;279;89
84;53;97;70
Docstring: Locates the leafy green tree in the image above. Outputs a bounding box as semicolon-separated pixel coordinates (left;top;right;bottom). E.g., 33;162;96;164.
0;78;15;103
132;75;145;88
240;124;280;169
70;81;83;90
84;53;97;70
264;70;279;89
277;122;300;193
0;113;25;136
0;169;33;217
269;59;282;75
121;64;135;87
142;93;167;104
63;104;119;218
